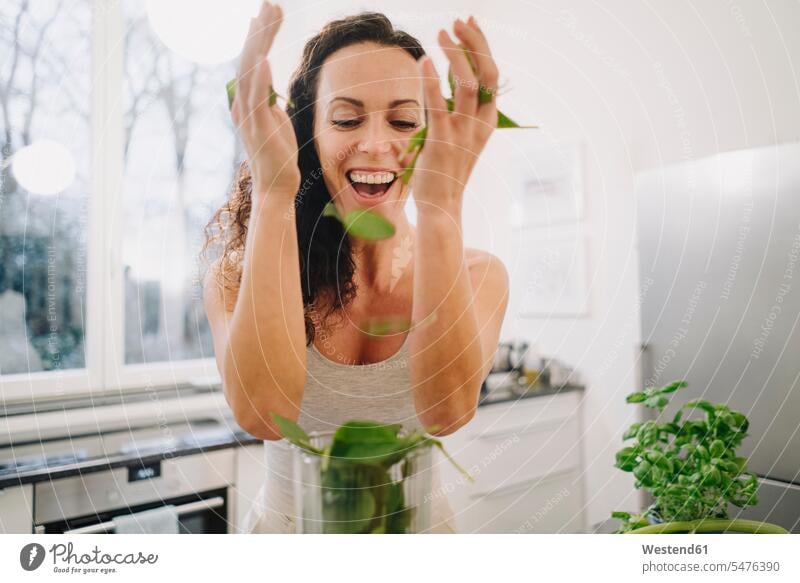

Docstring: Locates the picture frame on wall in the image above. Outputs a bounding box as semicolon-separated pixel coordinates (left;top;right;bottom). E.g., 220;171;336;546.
506;136;585;228
514;224;591;318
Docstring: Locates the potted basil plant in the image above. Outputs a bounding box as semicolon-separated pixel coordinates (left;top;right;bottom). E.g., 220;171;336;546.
611;380;788;534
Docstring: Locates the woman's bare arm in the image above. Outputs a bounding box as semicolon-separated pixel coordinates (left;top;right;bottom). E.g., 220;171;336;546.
204;3;305;440
204;197;306;440
404;17;507;435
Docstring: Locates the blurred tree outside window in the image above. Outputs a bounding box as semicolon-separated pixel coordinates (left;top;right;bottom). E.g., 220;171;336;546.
121;0;240;365
0;0;243;377
0;0;91;374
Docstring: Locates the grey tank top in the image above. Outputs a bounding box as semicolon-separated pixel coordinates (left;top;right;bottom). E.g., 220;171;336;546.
244;336;456;533
297;333;424;432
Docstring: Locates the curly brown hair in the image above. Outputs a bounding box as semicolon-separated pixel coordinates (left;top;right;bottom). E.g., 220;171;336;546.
201;12;425;345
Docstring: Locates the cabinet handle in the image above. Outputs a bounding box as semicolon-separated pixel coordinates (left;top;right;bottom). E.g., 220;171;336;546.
59;496;224;534
474;417;569;441
471;469;574;500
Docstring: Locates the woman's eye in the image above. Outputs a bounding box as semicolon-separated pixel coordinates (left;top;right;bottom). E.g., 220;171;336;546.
391;120;419;130
332;119;360;128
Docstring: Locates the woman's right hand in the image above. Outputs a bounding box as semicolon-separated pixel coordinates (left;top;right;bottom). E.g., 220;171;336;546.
231;2;300;201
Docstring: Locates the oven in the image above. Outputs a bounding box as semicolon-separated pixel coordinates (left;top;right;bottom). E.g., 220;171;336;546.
33;449;234;534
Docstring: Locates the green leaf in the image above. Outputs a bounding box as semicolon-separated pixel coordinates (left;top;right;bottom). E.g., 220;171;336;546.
659;422;680;435
625;391;647;403
615;447;639;471
622;422;642;440
634;460;655;487
343;208;396;240
226;77;295;111
499;111;537;129
226;78;236;110
659;380;688;394
321;461;378;533
729;411;749;432
645;450;673;473
323;203;396;241
684;399;716;417
447;98;531;129
361;311;438;337
399;146;422;185
384;482;411;534
479;85;494;105
332;420;403;446
430;438;474;482
404;126;428;154
447;68;456;97
644;394;669;409
270;412;322;454
322;201;342;220
701;467;721;487
709;439;725;457
362;317;412;336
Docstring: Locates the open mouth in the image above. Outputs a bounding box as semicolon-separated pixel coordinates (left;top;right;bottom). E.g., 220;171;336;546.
346;170;398;201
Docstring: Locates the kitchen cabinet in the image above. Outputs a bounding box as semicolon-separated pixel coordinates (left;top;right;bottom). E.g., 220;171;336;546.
437;390;586;533
233;443;266;533
0;483;33;533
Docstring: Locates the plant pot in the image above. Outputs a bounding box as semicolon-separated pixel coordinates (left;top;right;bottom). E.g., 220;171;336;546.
290;430;434;534
627;517;789;535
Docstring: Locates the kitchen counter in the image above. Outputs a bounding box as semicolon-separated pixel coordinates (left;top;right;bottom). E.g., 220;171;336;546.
478;380;584;407
0;380;584;490
0;425;261;490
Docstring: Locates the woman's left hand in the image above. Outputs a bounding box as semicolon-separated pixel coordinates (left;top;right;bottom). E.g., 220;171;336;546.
403;17;499;216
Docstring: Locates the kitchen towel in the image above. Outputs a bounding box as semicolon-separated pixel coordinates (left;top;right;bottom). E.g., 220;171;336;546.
112;505;180;534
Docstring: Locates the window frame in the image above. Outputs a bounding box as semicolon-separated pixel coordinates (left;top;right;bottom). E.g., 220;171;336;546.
0;0;221;405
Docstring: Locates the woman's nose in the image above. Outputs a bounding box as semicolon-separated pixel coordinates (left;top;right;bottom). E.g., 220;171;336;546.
356;123;393;155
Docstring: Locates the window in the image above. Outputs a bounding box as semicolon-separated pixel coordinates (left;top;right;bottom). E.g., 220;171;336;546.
0;0;92;375
120;0;238;365
0;0;244;400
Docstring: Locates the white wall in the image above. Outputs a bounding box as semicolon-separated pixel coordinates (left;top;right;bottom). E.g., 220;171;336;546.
271;0;800;529
456;0;800;528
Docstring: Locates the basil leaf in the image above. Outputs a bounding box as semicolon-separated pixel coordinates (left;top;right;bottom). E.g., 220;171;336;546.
323;203;396;241
344;209;395;240
332;420;403;446
226;78;236;110
270;412;322;454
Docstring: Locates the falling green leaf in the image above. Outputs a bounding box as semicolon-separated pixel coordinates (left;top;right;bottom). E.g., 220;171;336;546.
344;208;395;240
498;109;538;128
361;310;439;336
322;203;395;241
399;146;423;185
448;44;500;105
362;317;412;336
322;201;342;220
226;79;236;110
225;77;295;111
404;126;428;154
479;85;494;105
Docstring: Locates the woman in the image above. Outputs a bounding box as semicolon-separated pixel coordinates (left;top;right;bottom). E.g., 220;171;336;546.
202;3;509;533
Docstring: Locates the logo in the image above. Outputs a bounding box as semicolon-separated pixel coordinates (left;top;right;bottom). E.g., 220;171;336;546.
19;543;46;571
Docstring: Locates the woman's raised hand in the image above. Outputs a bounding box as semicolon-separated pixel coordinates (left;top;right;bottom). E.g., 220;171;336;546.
231;2;300;201
403;16;499;216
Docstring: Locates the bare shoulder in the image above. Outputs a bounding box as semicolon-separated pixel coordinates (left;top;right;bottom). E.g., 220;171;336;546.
465;248;509;285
